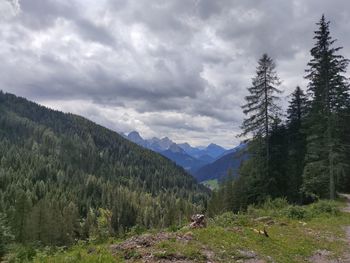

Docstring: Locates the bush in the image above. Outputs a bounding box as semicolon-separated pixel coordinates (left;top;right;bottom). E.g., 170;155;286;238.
209;212;251;227
309;200;339;216
245;198;289;218
260;197;289;210
128;225;147;236
283;206;309;220
7;245;37;263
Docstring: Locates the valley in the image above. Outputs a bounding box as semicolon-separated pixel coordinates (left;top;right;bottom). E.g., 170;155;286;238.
125;130;247;183
1;2;350;262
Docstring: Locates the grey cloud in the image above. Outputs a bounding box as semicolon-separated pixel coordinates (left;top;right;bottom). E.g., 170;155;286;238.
1;0;350;147
73;18;117;46
18;0;77;29
146;114;205;133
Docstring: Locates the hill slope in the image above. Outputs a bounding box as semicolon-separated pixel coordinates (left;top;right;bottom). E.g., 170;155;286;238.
160;144;208;173
27;199;350;263
194;144;248;182
0;91;208;246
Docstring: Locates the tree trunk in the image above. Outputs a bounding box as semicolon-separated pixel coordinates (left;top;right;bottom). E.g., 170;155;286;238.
329;149;335;199
264;68;269;174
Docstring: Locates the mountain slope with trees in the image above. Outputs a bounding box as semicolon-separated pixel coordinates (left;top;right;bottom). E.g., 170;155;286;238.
0;91;208;251
193;143;248;182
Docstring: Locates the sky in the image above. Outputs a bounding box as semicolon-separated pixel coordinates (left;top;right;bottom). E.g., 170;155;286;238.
1;0;349;148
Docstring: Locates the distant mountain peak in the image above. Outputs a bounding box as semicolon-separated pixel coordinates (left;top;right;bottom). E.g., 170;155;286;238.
158;136;174;150
207;143;225;150
168;143;185;154
128;131;144;142
124;130;230;173
128;130;142;137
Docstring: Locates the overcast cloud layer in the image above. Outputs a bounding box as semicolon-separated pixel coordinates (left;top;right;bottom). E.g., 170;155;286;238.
1;0;349;147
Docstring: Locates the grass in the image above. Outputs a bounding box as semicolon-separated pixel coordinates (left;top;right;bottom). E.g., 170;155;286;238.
11;199;350;262
201;179;219;190
4;243;121;263
195;215;350;262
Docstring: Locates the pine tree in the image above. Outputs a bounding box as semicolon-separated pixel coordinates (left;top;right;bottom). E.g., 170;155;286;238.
287;87;308;127
303;15;350;200
269;118;288;198
0;214;13;259
286;87;308;202
223;168;235;212
241;53;282;173
12;190;32;242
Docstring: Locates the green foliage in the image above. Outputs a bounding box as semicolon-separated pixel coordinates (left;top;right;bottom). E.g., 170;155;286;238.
31;244;117;263
208;16;350;214
246;198;340;221
29;199;350;263
0;91;208;249
283;206;308;220
95;209;112;241
6;244;37;262
201;179;218;190
282;200;340;220
303;15;350;199
0;213;13;258
208;212;251;227
309;200;340;216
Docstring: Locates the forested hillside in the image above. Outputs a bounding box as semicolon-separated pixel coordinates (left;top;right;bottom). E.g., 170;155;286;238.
194;144;247;182
0;91;208;248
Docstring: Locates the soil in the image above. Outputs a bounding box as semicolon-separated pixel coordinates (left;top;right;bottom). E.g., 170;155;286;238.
309;194;350;263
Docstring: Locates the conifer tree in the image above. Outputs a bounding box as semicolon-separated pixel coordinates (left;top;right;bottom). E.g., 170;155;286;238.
286;87;308;202
12;190;32;242
268;118;288;197
0;214;13;259
241;53;282;172
303;15;349;200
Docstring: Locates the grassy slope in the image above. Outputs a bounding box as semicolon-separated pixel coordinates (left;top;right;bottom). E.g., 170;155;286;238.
17;199;350;263
201;179;219;190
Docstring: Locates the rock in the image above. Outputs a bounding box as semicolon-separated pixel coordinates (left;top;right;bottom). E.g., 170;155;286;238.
189;214;206;228
177;231;193;242
237;249;257;259
254;216;272;222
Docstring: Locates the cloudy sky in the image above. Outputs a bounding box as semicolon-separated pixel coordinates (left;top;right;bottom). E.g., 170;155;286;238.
1;0;349;148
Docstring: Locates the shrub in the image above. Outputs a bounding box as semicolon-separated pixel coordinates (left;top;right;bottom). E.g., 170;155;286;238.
260;197;289;210
246;198;289;218
283;206;309;220
309;200;339;216
209;212;251;227
7;245;37;262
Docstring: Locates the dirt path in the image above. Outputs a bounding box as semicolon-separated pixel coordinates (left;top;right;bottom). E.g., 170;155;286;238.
309;194;350;263
339;194;350;263
340;194;350;213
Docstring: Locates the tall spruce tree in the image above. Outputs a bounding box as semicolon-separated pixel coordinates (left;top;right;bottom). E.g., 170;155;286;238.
234;54;282;206
269;117;288;198
286;87;308;202
303;15;349;200
241;53;282;173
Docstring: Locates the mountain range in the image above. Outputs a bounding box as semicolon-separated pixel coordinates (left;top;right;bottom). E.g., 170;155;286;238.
194;143;248;182
125;131;227;173
125;131;247;181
